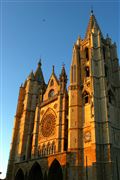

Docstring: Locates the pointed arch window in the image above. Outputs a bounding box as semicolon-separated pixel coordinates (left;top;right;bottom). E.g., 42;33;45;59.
51;141;56;154
48;89;54;98
48;159;63;180
104;65;108;77
103;46;106;60
28;162;43;180
108;90;115;105
15;169;24;180
85;66;90;77
83;91;89;104
50;79;54;86
73;65;76;82
71;66;73;83
85;47;89;60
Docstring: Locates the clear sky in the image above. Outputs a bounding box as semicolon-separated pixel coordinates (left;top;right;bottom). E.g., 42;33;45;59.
0;0;120;179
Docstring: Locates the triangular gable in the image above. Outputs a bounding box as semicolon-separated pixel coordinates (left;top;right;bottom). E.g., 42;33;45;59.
43;72;59;101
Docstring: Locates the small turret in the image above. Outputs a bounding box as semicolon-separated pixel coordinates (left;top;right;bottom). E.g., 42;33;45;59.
70;44;80;85
34;60;45;85
76;36;81;46
27;71;35;81
59;65;67;93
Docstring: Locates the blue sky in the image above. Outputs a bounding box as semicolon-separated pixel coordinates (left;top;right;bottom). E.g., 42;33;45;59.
0;0;120;178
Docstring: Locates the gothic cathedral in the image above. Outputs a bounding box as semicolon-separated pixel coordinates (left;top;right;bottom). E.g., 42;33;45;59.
6;11;120;180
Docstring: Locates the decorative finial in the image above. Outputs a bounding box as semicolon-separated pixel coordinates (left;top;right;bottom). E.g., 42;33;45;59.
38;59;42;67
76;35;81;45
52;65;55;74
91;6;94;15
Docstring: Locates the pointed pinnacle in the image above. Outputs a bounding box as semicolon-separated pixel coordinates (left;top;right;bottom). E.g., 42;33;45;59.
38;59;42;67
52;65;55;74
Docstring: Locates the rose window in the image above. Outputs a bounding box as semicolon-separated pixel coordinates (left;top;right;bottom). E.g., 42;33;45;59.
41;113;56;137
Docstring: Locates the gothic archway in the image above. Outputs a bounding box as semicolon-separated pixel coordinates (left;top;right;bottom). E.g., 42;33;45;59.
15;168;24;180
48;159;63;180
28;162;43;180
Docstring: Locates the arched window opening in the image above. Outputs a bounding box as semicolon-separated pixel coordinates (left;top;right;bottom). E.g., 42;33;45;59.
15;169;24;180
28;162;43;180
48;159;63;180
51;142;55;154
42;144;45;156
44;149;46;156
48;89;54;98
73;65;76;82
50;79;54;86
85;47;89;60
108;90;115;105
23;155;25;161
85;95;89;104
83;91;89;104
38;145;41;157
46;143;50;155
64;118;68;151
103;46;106;60
105;65;108;77
71;66;73;83
85;67;90;77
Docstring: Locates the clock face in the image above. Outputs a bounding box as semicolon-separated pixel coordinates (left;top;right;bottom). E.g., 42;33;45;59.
84;131;91;142
41;113;56;137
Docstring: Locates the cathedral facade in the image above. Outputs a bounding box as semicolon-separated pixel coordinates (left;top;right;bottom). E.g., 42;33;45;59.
6;12;120;180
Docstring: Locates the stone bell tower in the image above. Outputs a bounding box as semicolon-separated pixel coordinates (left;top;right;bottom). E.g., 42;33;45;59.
6;61;46;180
68;11;120;180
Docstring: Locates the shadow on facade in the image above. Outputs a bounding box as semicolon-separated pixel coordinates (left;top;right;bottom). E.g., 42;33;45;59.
14;159;63;180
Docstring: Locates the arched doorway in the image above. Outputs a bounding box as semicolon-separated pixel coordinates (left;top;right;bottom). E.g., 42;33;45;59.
28;162;43;180
48;159;63;180
15;168;24;180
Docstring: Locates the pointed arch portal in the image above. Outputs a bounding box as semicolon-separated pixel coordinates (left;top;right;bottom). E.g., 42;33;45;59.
15;169;24;180
48;159;63;180
28;162;43;180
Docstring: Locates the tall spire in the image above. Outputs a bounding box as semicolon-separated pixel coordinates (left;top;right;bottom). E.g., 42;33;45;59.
34;59;45;84
85;11;103;39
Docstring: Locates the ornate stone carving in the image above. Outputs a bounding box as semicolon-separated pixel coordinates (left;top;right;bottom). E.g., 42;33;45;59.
84;131;91;142
53;103;58;109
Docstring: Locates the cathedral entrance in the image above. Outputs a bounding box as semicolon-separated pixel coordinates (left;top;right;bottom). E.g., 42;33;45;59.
48;159;63;180
15;169;24;180
28;162;43;180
